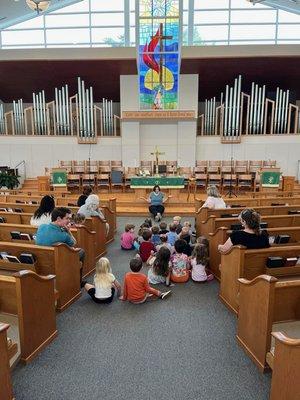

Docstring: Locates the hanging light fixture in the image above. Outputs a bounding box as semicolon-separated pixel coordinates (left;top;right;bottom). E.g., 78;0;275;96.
26;0;51;14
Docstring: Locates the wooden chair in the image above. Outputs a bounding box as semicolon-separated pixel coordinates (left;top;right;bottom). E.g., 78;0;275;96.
237;275;300;373
110;161;122;167
81;174;96;189
140;161;152;174
196;160;208;171
86;161;99;174
98;161;111;167
195;173;207;190
221;160;232;167
234;165;248;175
194;166;206;174
208;174;222;188
263;160;276;168
59;160;73;173
124;167;137;189
179;167;192;186
110;170;124;192
67;174;81;192
235;160;248;168
207;165;219;174
222;174;237;192
73;165;85;174
237;174;253;192
96;173;110;192
220;166;232;174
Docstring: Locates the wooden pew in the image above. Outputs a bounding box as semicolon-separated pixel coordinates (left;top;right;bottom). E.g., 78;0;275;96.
209;226;300;280
236;275;300;374
0;203;116;244
0;270;57;364
220;244;300;314
199;214;300;238
196;204;300;234
269;332;300;400
0;242;81;312
195;195;300;212
0;323;14;400
0;223;96;279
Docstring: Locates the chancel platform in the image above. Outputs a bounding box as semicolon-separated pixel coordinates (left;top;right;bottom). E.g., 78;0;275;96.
130;176;185;202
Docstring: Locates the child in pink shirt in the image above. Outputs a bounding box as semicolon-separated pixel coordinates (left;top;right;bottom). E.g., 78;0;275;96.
121;224;136;250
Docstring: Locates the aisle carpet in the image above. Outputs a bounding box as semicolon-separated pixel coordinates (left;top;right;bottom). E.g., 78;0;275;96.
12;216;271;400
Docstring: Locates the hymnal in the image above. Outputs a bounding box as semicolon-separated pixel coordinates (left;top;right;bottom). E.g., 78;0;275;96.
284;257;298;267
6;255;21;263
20;233;33;241
266;257;285;268
0;207;7;211
14;208;23;213
10;231;21;240
19;253;36;264
274;234;290;244
0;216;6;223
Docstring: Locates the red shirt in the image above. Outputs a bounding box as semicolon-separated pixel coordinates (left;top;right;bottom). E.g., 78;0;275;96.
139;241;155;262
123;272;160;302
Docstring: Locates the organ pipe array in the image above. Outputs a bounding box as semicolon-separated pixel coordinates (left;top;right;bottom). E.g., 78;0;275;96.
200;75;299;139
77;77;94;139
33;90;47;135
55;84;71;135
0;103;5;134
2;77;119;139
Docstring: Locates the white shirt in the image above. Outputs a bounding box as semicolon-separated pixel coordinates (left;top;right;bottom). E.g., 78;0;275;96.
30;213;52;227
202;196;226;209
94;273;115;299
191;259;207;282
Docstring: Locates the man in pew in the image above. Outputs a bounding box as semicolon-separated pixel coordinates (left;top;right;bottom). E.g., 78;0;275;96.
35;207;86;285
218;208;269;253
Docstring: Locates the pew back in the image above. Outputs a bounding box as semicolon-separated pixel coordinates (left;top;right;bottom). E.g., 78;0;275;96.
0;323;14;400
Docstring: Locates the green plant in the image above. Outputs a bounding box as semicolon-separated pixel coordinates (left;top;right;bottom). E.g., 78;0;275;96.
0;171;20;189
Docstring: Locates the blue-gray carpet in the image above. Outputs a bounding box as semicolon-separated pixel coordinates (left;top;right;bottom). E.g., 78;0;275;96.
12;216;271;400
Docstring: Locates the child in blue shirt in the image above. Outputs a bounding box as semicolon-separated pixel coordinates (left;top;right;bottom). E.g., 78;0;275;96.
167;223;178;246
151;226;161;246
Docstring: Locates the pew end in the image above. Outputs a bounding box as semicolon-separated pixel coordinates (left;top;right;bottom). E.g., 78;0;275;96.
0;323;14;400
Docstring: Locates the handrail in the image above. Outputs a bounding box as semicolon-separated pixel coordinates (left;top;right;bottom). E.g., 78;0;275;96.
14;160;25;169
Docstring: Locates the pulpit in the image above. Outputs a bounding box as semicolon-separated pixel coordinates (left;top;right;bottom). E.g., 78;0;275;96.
282;176;295;193
37;176;50;192
259;168;281;192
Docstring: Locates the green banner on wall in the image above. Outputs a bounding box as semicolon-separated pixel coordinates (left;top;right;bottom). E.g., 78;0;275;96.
52;171;67;186
261;171;280;188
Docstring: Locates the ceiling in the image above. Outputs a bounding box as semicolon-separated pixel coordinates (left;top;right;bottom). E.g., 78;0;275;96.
251;0;300;14
0;0;81;29
0;55;299;103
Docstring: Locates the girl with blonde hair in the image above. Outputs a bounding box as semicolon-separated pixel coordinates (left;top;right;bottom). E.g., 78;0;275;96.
84;257;121;303
201;185;226;209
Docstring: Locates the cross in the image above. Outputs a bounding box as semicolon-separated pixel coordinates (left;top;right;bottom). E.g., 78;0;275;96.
151;146;165;166
151;23;173;86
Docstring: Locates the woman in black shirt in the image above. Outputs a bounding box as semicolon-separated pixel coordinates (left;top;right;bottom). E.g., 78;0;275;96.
218;208;269;253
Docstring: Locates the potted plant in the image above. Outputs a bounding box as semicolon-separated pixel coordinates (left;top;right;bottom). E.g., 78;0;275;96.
0;171;20;189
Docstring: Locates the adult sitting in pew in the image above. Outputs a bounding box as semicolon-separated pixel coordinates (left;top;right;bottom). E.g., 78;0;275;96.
218;208;269;253
77;185;93;207
78;194;109;235
30;195;55;227
201;185;226;209
35;207;85;284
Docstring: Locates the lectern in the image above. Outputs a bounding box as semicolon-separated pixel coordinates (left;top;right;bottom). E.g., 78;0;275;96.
260;168;281;192
51;168;67;192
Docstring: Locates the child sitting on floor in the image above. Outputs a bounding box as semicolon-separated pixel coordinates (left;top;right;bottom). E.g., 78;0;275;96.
167;223;178;246
121;258;171;303
137;222;151;244
190;244;213;282
84;257;122;304
148;247;171;286
179;226;192;256
173;216;183;234
170;239;190;283
156;234;174;254
196;236;209;256
151;226;161;246
159;221;169;235
121;223;137;250
139;229;156;262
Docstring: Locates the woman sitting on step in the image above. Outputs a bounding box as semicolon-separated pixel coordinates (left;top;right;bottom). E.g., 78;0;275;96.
140;185;171;221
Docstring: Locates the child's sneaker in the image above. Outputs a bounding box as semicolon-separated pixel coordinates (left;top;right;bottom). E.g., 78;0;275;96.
207;274;214;281
160;290;172;299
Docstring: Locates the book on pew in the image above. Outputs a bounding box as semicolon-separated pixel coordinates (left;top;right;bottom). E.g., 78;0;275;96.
19;253;36;264
284;257;298;267
20;233;33;241
10;231;21;240
0;207;7;211
266;257;285;268
230;223;243;231
0;216;6;223
271;203;285;206
14;208;23;213
288;210;300;215
260;222;268;229
15;200;24;204
0;252;9;261
274;234;290;244
31;201;38;204
6;255;21;263
230;204;245;208
296;257;300;265
221;213;239;218
7;208;13;213
269;236;276;245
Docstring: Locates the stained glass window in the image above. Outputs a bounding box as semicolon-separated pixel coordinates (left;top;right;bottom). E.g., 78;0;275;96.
137;0;182;110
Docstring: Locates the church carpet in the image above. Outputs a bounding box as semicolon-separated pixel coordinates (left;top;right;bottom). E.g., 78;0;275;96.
12;216;271;400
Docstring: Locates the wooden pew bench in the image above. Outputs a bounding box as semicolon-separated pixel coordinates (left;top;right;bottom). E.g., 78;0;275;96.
196;204;300;235
0;242;81;311
200;214;300;238
237;275;300;376
0;223;97;279
0;323;15;400
209;226;300;280
268;331;300;400
220;244;300;314
0;270;57;364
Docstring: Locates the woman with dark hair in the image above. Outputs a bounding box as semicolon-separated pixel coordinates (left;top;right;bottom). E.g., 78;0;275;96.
77;186;93;207
218;208;269;253
140;185;171;221
30;195;55;226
